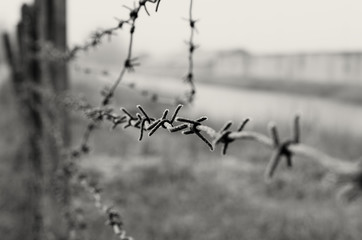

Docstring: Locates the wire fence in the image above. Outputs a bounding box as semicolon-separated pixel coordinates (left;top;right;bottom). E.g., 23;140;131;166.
3;0;362;239
43;1;199;239
60;0;362;238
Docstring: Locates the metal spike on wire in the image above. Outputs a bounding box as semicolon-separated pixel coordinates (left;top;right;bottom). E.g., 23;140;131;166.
264;115;300;181
147;104;183;136
212;118;250;155
176;116;213;150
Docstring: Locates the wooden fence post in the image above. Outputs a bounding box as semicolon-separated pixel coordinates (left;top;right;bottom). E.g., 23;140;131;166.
3;4;44;239
34;0;71;238
35;0;71;238
3;0;71;239
20;4;45;240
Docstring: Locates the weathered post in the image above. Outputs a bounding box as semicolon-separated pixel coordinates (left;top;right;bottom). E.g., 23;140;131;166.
35;0;71;238
3;3;44;240
5;0;71;238
20;5;44;239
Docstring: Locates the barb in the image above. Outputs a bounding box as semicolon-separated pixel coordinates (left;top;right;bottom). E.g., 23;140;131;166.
264;116;300;181
212;118;250;155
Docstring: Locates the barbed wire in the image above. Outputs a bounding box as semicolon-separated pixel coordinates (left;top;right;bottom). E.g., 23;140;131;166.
78;103;362;201
40;89;361;204
68;166;134;240
183;0;198;103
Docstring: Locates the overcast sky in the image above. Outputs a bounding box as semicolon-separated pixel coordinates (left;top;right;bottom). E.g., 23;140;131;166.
2;0;362;56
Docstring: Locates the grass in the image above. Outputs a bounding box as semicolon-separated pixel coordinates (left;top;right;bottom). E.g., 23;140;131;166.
1;76;362;240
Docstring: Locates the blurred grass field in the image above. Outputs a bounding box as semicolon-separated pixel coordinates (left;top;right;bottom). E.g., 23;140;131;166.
1;74;362;240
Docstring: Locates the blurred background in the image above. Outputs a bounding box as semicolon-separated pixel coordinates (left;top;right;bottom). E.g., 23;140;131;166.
1;0;362;240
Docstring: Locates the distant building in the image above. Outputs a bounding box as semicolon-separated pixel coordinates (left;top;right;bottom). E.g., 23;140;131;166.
210;50;362;84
